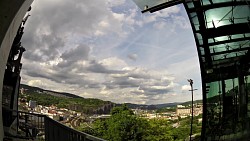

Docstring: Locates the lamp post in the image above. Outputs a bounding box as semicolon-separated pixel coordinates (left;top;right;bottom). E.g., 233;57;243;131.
187;79;197;141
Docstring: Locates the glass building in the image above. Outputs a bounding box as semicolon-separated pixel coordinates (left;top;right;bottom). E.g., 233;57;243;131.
134;0;250;140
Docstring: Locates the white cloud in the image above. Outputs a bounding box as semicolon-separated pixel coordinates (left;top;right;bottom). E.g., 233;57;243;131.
107;0;125;7
181;85;190;91
113;13;125;22
27;80;44;87
153;22;166;29
94;30;105;36
20;0;201;104
99;57;127;68
98;21;110;28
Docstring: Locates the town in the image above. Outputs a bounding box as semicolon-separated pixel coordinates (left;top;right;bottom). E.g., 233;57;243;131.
19;88;203;130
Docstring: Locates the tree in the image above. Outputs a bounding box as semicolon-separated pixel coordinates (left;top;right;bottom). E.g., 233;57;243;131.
90;105;147;141
110;104;134;115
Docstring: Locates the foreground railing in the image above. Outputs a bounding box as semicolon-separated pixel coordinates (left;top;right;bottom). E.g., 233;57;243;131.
19;111;45;139
3;109;105;141
44;116;105;141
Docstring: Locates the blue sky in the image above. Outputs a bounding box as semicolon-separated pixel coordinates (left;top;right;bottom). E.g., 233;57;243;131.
21;0;202;104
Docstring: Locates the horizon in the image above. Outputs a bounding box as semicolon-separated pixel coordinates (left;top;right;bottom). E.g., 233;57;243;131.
21;83;202;105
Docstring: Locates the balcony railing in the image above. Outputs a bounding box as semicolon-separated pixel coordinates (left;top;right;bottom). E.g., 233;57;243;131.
44;115;105;141
3;109;106;141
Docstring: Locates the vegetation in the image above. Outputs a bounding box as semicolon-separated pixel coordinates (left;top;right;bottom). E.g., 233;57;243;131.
20;84;203;140
181;100;203;107
78;105;202;141
22;91;109;113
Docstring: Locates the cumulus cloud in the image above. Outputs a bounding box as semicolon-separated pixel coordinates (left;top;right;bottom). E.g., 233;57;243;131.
181;85;190;91
20;0;201;104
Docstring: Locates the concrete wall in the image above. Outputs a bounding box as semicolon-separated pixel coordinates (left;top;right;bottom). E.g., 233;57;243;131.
0;0;33;139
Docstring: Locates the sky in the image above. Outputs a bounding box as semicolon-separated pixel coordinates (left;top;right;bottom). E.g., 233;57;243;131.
20;0;202;105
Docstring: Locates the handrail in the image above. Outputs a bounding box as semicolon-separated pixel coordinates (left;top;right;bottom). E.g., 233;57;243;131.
44;117;106;141
3;108;106;141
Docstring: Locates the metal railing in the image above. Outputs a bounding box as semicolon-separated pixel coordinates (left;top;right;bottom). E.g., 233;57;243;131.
3;109;106;141
44;115;105;141
18;111;45;139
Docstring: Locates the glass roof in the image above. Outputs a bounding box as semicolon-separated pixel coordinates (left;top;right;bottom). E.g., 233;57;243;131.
134;1;250;140
185;0;250;76
133;0;250;81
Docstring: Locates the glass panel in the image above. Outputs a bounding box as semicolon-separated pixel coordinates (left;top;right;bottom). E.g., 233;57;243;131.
233;6;250;24
186;2;194;8
205;7;232;28
223;79;239;136
246;75;250;118
201;0;212;6
200;47;205;55
208;38;214;44
204;67;250;139
213;54;224;60
196;33;203;45
246;33;250;38
214;36;228;42
210;45;226;53
205;6;250;28
231;34;245;39
209;41;249;55
205;81;223;137
212;0;234;4
190;13;199;24
207;81;222;98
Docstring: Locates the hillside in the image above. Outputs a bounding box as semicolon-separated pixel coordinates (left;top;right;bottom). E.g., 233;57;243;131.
119;102;182;110
20;84;203;112
20;84;113;114
181;100;203;106
20;84;82;98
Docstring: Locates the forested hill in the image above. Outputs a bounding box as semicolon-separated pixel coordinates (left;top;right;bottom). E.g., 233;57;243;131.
20;84;113;114
181;100;203;106
118;102;182;110
20;84;202;112
20;84;82;98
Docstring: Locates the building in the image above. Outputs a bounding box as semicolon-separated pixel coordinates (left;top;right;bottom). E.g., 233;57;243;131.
176;108;190;116
28;100;36;109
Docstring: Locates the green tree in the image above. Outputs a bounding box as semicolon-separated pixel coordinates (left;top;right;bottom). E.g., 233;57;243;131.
89;105;147;141
110;104;134;115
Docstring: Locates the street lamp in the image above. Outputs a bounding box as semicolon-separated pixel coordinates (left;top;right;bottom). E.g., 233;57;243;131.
187;79;197;141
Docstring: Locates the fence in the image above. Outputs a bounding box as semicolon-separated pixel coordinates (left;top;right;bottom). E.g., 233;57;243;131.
3;109;105;141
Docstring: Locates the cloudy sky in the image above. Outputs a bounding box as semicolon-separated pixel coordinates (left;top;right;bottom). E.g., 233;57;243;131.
21;0;202;104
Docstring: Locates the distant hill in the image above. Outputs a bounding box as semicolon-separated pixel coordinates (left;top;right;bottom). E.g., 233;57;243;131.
181;100;203;106
20;84;114;114
20;84;202;111
118;100;203;110
116;102;182;110
20;84;82;98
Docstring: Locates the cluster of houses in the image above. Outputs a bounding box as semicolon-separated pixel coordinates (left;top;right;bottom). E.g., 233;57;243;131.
132;104;203;121
20;99;82;122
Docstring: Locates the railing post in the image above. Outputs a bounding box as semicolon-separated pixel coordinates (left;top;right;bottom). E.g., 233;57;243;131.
25;114;28;137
